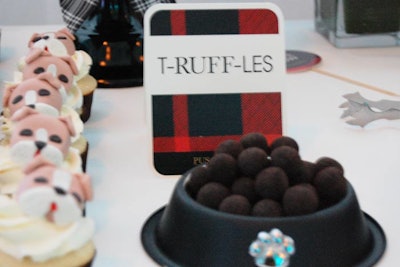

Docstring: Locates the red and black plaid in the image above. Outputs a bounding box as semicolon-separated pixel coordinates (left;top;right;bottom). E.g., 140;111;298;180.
153;93;282;174
150;8;279;35
150;8;282;174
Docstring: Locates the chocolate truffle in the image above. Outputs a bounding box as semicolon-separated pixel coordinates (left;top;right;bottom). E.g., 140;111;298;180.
270;146;303;184
283;184;319;216
255;167;289;201
215;139;243;159
289;161;315;185
303;160;316;179
270;136;299;152
315;157;344;176
237;147;269;177
313;166;347;205
208;153;238;186
185;164;210;197
239;132;269;154
196;182;230;210
231;176;257;203
218;195;251;215
252;199;283;217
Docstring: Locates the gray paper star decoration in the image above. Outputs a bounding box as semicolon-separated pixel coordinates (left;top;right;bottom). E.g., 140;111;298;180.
340;92;400;127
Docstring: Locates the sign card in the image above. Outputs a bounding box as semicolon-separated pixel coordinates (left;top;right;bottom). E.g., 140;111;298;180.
144;3;286;175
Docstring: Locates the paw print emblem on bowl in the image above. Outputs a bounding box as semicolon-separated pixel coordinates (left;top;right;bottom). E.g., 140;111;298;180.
249;228;295;267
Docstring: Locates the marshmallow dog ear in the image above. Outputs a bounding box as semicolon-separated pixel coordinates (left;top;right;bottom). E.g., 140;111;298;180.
2;83;18;107
25;47;51;64
11;106;39;122
23;155;55;175
37;72;62;90
75;173;93;201
28;33;41;48
59;55;79;76
59;116;76;137
57;28;76;41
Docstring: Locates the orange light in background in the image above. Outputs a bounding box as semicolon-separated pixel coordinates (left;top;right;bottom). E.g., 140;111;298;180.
135;41;141;47
101;41;111;63
139;55;144;62
105;46;111;61
97;79;109;85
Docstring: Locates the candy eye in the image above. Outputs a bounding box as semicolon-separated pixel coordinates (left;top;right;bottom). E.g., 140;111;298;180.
72;192;83;203
43;35;50;40
49;135;62;143
38;89;50;96
20;129;33;136
12;95;23;105
34;177;48;184
34;67;45;74
57;36;67;40
32;36;42;42
58;74;69;83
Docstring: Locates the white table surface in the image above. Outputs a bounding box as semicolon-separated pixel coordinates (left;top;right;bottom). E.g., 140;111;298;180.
1;20;400;267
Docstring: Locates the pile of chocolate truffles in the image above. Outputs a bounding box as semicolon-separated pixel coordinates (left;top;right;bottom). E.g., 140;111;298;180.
185;133;348;217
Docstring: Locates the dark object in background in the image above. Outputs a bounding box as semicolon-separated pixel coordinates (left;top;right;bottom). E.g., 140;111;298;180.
60;0;175;88
343;0;400;34
315;0;400;48
75;0;144;88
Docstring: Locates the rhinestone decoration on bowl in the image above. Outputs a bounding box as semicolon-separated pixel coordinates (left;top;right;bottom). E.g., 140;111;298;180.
249;228;295;267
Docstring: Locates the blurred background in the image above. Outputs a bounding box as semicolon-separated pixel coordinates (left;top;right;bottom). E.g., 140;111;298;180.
0;0;314;25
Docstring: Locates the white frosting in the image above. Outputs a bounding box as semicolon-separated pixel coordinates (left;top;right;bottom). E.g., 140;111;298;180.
66;83;84;111
64;147;83;173
61;106;84;143
0;146;22;194
0;117;9;145
73;51;92;82
0;195;94;262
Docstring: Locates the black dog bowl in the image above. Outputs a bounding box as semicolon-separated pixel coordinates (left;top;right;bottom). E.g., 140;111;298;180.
141;171;386;267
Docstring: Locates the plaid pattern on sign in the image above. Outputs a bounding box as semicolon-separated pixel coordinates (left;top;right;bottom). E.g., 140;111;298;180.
150;7;283;174
153;93;282;174
150;9;279;35
59;0;175;32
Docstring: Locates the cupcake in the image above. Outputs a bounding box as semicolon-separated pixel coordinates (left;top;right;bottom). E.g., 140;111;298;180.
0;157;95;266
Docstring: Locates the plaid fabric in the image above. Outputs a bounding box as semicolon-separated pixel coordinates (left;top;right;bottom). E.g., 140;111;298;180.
59;0;175;33
153;93;282;174
150;9;279;35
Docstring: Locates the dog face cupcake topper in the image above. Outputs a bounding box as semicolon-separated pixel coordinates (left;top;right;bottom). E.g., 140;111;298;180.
9;107;76;168
28;28;76;57
16;157;92;225
22;48;78;98
3;74;63;117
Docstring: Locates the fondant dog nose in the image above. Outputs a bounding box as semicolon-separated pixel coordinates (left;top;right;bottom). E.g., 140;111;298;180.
35;141;46;150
